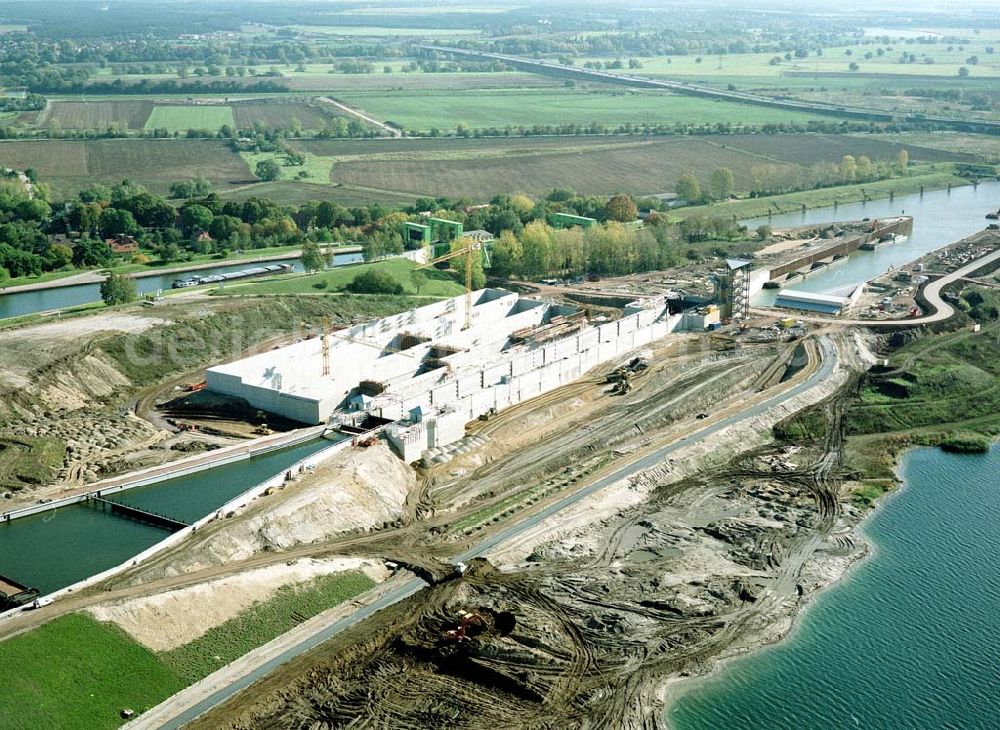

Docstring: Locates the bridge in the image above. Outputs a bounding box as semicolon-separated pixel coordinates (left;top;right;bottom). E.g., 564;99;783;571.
417;45;1000;134
85;496;189;533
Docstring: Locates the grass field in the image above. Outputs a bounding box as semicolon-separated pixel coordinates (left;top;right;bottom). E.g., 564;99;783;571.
288;25;482;37
335;88;827;131
214;258;465;298
585;41;1000;80
144;105;236;133
241;149;336;185
0;571;376;730
0;613;184;730
160;571;375;682
0;139;253;199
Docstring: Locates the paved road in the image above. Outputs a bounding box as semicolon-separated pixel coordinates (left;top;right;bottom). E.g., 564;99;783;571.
754;246;1000;328
418;46;1000;133
134;337;837;729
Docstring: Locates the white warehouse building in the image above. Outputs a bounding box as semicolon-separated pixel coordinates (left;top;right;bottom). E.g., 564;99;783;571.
206;289;687;461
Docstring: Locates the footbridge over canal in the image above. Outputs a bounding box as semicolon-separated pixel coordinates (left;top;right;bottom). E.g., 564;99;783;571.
85;495;189;533
0;429;343;611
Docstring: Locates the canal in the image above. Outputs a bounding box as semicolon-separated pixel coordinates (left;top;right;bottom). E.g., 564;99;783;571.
0;437;332;596
748;181;1000;303
0;250;364;321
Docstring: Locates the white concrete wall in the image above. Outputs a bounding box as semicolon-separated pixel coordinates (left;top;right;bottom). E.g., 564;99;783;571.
208;289;685;436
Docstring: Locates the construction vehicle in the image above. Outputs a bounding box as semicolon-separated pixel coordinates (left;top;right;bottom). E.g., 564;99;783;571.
606;353;649;383
444;611;486;642
478;407;498;421
612;378;632;395
418;237;483;330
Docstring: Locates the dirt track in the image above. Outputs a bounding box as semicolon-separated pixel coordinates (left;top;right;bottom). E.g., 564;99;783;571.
150;332;870;730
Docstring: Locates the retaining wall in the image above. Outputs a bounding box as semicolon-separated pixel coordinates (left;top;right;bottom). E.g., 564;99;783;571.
0;435;348;623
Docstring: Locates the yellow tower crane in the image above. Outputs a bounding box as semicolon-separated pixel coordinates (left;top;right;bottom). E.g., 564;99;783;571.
321;316;331;377
419;238;482;330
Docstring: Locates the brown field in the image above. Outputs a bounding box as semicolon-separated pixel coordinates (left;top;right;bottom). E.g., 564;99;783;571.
289;133;972;203
881;132;1000;161
231;100;343;130
720;133;973;165
42;100;154;130
217;180;416;207
320;137;770;199
0;139;252;199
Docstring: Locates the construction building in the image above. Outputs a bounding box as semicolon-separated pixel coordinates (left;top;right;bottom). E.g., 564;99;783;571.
403;217;465;256
719;258;752;320
551;212;597;229
773;288;852;314
206;289;687;462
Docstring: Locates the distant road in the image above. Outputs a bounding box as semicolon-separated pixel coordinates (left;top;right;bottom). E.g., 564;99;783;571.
132;337;837;730
317;97;403;138
417;45;1000;133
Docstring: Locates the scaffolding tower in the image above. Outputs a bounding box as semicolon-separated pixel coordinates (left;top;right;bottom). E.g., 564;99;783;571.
721;259;752;320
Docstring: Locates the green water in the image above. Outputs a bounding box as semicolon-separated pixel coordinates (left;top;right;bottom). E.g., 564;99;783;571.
668;444;1000;730
106;437;329;524
0;438;331;595
0;507;166;595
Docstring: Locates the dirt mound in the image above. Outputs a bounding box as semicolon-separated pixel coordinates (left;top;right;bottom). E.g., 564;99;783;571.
143;443;415;578
88;558;387;651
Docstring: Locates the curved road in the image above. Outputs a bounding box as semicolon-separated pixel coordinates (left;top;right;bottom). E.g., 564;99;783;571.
754;246;1000;328
133;336;838;730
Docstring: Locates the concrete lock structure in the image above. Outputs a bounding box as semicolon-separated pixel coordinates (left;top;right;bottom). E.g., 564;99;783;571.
206;289;688;462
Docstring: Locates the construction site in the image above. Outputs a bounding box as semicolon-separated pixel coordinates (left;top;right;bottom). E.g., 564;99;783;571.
0;187;998;730
205;288;692;463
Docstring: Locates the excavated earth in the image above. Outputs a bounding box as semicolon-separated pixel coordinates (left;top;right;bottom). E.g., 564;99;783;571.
183;332;877;730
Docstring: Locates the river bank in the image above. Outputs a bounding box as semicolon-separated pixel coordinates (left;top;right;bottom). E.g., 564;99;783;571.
662;313;1000;727
665;441;1000;729
680;166;977;221
0;245;362;295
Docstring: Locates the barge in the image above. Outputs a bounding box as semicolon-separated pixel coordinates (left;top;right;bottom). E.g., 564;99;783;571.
173;263;293;289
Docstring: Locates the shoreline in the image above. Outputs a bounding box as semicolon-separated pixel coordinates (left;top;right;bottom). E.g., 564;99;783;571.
0;246;362;295
656;444;923;728
681;173;976;223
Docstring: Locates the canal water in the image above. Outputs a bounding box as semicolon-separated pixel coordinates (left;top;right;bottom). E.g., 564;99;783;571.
749;181;1000;303
0;250;364;321
667;443;1000;730
0;437;331;595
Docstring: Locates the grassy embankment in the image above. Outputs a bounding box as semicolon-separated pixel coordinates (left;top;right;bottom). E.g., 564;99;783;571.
0;572;373;730
0;436;68;491
209;257;465;298
776;309;999;507
677;164;970;221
